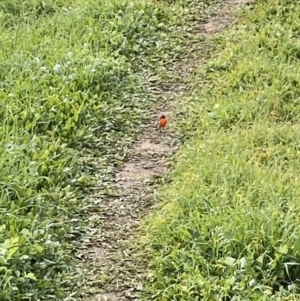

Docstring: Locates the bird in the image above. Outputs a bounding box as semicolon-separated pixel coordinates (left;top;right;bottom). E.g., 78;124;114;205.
158;115;167;132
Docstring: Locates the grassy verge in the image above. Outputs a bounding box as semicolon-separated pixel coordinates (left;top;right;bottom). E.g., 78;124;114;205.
143;0;300;300
0;0;215;299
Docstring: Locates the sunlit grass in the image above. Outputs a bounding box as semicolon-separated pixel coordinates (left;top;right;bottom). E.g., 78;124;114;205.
143;0;300;300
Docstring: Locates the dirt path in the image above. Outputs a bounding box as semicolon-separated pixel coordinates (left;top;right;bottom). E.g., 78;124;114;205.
82;0;253;300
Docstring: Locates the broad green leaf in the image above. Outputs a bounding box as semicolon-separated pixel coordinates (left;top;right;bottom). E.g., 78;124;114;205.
224;256;236;266
7;247;19;260
257;254;264;264
25;273;37;281
293;238;300;253
35;245;44;254
278;244;288;255
0;256;7;265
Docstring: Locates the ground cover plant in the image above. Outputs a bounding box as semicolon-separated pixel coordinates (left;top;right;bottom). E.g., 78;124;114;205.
143;0;300;300
0;0;211;299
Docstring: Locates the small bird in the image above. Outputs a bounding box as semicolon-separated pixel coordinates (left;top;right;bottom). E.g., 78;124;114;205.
158;115;167;132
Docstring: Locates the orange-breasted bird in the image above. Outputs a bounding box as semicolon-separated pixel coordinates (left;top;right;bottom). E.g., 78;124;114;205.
158;115;167;131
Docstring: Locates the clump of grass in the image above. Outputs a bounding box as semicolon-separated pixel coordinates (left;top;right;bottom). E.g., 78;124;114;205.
0;0;203;299
143;0;300;300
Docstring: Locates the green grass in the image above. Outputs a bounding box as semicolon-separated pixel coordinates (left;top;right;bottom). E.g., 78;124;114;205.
0;0;214;299
143;0;300;300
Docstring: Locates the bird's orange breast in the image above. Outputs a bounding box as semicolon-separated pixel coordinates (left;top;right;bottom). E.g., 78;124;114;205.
159;118;167;128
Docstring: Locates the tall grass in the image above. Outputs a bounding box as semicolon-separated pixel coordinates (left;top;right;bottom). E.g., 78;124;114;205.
143;0;300;300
